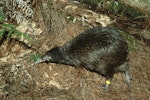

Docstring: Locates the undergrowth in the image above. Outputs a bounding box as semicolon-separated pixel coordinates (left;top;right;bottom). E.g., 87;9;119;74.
29;53;41;63
0;14;32;42
118;30;137;51
79;0;147;22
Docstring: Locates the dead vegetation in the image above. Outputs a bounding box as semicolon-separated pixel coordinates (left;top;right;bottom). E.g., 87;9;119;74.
0;0;150;100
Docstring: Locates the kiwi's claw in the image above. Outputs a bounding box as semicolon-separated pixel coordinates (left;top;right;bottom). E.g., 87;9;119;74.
97;80;111;90
124;70;131;89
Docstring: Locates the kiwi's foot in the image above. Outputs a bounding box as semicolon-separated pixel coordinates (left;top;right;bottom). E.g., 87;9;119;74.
97;80;111;90
124;70;132;91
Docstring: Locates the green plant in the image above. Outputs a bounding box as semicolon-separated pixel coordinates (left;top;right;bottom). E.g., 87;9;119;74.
0;16;32;41
30;53;41;63
80;0;147;21
118;30;137;51
0;16;4;22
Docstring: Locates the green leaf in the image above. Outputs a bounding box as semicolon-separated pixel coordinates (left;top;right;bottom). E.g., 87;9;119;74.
0;18;32;42
0;17;4;22
7;29;15;37
30;53;41;62
23;33;32;41
0;23;16;29
14;30;32;41
0;29;5;37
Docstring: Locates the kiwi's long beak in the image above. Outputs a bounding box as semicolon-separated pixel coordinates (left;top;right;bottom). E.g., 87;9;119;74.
35;55;51;64
35;58;44;64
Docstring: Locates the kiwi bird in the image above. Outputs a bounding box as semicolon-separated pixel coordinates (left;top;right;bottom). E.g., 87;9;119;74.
36;27;131;89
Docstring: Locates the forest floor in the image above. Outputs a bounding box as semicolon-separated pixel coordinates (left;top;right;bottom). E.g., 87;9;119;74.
0;0;150;100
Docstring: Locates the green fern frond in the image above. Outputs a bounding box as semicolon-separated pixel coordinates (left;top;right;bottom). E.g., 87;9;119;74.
0;17;4;22
0;21;32;42
14;30;32;41
0;29;5;36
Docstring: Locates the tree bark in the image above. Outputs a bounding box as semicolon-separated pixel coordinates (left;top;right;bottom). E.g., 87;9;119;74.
36;0;65;36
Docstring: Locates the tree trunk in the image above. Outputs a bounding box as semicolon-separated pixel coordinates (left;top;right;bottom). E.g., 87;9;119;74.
36;0;65;36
